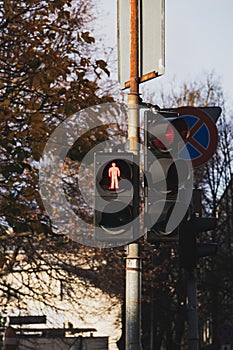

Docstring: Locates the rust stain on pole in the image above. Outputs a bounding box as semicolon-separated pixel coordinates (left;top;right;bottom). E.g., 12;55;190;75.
124;71;158;89
130;0;139;96
128;0;140;154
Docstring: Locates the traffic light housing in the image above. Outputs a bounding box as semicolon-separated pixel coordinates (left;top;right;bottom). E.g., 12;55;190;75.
179;217;217;271
144;110;193;243
179;189;218;271
94;152;139;245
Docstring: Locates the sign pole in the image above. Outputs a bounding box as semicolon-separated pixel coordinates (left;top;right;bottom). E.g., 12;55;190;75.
125;1;142;350
187;271;199;350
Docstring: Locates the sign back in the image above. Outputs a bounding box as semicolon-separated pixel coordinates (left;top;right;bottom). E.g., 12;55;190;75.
117;0;165;88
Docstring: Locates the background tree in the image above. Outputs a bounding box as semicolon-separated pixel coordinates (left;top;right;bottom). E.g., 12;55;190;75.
0;0;121;312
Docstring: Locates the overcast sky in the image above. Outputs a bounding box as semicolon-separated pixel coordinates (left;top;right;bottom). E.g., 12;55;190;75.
93;0;233;104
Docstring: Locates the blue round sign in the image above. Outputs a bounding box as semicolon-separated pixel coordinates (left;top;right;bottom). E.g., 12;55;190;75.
177;107;218;167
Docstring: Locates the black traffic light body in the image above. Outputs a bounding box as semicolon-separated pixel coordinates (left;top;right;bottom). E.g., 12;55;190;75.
94;152;139;244
179;217;217;271
179;189;218;271
144;110;193;243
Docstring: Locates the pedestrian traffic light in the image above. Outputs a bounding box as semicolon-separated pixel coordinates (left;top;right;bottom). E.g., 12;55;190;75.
94;152;139;245
144;110;193;243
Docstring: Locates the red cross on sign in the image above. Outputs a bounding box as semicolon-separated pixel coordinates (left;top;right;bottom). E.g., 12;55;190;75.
176;106;218;167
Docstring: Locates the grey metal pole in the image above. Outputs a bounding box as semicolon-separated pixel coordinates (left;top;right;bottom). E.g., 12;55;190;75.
125;1;142;349
126;243;142;350
187;271;199;350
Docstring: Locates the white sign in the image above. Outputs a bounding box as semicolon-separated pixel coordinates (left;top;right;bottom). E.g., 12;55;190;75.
117;0;165;88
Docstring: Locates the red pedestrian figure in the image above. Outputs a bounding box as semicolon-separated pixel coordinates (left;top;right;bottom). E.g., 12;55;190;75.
108;162;120;189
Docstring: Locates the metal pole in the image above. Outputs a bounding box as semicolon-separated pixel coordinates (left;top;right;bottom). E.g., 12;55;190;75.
126;244;142;350
150;252;155;350
187;271;199;350
125;1;142;350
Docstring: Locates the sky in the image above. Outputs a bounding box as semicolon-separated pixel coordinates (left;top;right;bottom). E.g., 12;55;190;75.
93;0;233;105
